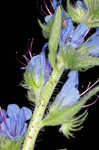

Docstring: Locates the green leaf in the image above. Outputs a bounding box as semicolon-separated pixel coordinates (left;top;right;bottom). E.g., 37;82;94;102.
38;17;54;39
48;6;62;71
41;86;99;126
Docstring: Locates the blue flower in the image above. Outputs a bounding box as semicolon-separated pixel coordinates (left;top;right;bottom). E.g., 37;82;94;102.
45;15;53;23
60;16;99;57
55;71;80;109
52;0;62;10
76;0;88;11
60;16;89;49
0;104;32;141
69;23;88;48
85;27;99;56
59;16;74;48
27;43;52;87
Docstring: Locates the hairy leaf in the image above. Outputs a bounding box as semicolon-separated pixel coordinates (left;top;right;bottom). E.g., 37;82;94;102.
48;6;62;71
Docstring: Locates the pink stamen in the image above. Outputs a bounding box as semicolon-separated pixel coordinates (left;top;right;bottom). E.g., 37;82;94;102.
80;79;99;108
81;96;99;108
76;28;90;44
23;55;29;64
44;0;53;15
28;39;34;59
80;79;99;97
16;57;27;66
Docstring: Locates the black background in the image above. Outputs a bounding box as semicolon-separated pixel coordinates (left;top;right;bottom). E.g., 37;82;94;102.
1;0;99;150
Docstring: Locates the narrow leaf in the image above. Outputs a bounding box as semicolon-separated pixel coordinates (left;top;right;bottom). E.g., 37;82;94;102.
48;6;62;70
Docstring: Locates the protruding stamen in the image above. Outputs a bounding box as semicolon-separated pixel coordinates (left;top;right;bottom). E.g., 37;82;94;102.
80;79;99;97
81;96;99;108
80;79;99;108
16;57;27;66
23;55;29;64
76;28;90;44
28;39;34;59
44;0;53;15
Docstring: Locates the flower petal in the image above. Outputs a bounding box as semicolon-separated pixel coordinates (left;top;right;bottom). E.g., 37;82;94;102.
0;109;7;122
15;111;25;135
86;28;99;56
16;123;27;141
1;118;14;139
55;71;80;109
21;107;32;121
52;0;62;10
7;104;20;117
45;15;52;23
59;87;80;109
60;17;74;47
70;24;88;48
44;58;52;83
76;0;88;11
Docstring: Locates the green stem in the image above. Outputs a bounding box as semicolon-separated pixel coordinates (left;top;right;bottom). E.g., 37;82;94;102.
22;68;64;150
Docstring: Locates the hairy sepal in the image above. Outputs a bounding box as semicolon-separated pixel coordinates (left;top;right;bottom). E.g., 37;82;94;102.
60;44;99;71
0;135;24;150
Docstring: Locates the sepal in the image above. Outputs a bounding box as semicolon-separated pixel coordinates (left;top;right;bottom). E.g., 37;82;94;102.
24;68;43;89
83;0;99;27
0;134;24;150
60;44;99;71
67;0;86;23
67;0;99;27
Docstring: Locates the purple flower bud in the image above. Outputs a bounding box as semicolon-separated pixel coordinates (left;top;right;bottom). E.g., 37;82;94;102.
0;104;32;141
55;71;80;109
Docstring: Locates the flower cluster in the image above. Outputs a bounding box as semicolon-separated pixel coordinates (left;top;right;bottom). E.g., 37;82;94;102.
11;1;99;149
23;0;99;107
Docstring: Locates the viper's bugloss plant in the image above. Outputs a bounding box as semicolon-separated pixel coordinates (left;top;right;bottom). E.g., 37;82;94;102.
1;0;99;150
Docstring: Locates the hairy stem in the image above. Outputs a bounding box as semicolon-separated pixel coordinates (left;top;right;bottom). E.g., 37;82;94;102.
22;68;64;150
